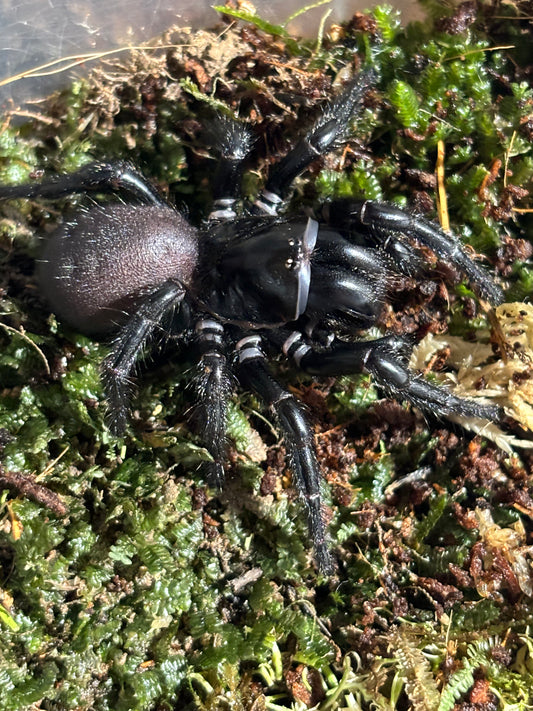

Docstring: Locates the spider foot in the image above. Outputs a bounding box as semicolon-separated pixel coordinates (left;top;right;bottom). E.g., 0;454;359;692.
238;348;335;573
325;199;505;306
364;336;502;421
298;334;502;423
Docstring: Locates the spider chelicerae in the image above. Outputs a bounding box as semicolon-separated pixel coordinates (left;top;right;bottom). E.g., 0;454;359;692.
0;71;504;571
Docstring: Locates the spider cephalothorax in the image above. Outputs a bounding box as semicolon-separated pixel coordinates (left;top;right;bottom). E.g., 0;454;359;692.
0;71;504;571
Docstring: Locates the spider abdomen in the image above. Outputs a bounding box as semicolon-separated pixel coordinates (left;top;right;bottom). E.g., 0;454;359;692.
38;203;199;333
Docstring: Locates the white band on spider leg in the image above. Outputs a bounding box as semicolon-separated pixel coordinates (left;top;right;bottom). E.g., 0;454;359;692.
236;335;264;363
208;208;237;220
252;201;277;216
253;189;283;216
195;319;224;333
214;198;236;207
292;344;311;367
281;331;311;367
261;190;283;205
208;198;237;221
195;319;224;345
359;200;370;225
282;331;303;356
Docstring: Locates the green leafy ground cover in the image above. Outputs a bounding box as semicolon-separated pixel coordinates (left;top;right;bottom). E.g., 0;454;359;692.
0;1;533;708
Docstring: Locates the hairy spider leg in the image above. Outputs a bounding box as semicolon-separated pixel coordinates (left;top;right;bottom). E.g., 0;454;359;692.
236;335;333;573
252;70;376;216
0;161;167;206
325;199;505;306
102;281;185;435
207;119;254;221
190;319;234;487
280;330;502;422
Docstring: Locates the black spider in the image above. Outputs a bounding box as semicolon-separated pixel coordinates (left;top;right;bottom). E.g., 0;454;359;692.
0;71;504;572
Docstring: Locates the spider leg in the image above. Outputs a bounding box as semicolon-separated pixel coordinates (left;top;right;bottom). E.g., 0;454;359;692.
190;319;234;487
324;199;504;305
282;331;502;422
102;281;185;435
253;70;375;216
206;119;254;221
236;335;333;573
305;228;389;329
0;161;166;206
